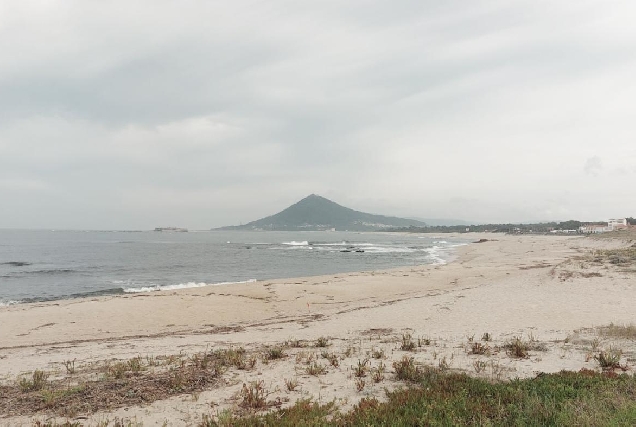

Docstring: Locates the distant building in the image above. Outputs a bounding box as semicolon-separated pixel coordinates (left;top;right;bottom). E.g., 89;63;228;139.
579;218;629;234
608;218;628;230
579;225;607;234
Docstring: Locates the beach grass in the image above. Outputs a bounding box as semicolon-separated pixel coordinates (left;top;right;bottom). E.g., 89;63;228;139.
202;370;636;426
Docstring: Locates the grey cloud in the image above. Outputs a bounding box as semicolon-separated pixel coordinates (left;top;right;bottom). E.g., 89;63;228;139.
1;0;636;229
584;156;603;176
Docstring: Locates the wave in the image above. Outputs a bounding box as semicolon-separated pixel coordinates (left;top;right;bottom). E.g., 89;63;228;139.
0;300;22;307
1;261;32;266
363;246;417;253
319;241;350;246
423;247;447;265
123;279;257;293
33;269;76;274
282;241;309;246
1;279;259;305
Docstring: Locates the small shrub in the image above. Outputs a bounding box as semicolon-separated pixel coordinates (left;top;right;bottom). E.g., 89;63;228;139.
321;352;339;367
240;380;268;409
284;377;298;391
355;378;365;391
438;356;450;371
400;333;416;351
372;362;385;383
505;337;529;359
353;359;369;378
128;356;143;373
315;337;329;348
481;332;492;342
107;362;128;379
418;337;431;346
595;348;622;369
18;370;49;392
213;347;255;370
266;347;285;361
473;360;487;373
306;362;327;376
597;323;636;340
285;338;305;348
371;348;385;359
63;359;76;375
469;342;490;355
393;356;420;382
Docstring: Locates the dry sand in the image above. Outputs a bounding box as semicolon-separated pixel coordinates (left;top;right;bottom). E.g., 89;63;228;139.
1;233;635;426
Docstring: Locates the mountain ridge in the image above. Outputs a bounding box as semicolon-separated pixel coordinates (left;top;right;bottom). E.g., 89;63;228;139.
215;194;427;231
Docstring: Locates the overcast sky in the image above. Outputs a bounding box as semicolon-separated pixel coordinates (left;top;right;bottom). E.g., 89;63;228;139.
1;0;635;229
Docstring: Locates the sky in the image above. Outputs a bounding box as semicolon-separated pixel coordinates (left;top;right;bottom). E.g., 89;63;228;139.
1;0;635;230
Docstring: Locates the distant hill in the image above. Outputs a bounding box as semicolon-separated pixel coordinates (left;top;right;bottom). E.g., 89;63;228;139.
216;194;427;231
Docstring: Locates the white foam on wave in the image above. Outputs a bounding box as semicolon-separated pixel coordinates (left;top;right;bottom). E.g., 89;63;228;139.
123;279;257;293
363;246;417;253
282;241;309;246
423;247;447;265
0;300;22;307
433;240;448;244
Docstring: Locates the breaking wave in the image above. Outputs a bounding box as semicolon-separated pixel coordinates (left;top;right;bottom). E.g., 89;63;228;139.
123;279;257;293
282;241;309;246
0;300;22;307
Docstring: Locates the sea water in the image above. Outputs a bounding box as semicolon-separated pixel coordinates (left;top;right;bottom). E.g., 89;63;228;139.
0;230;467;305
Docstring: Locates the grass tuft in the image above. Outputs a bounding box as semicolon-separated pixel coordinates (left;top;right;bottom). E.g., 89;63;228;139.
239;380;269;410
393;356;421;382
306;362;327;376
18;370;49;392
597;323;636;340
505;337;529;359
469;342;490;355
315;336;329;348
595;348;623;370
400;333;416;351
353;359;369;378
284;378;298;391
265;347;285;361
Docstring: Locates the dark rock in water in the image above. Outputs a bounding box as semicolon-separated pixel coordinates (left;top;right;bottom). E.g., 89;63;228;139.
340;249;352;253
355;249;365;253
473;239;489;243
2;261;31;266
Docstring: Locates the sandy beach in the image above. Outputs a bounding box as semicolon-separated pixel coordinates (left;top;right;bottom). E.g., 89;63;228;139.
1;232;635;426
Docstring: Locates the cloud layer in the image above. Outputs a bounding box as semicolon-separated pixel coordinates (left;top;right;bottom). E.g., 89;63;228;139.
1;0;635;228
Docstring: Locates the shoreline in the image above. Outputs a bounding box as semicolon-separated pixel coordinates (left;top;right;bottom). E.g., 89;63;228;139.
0;231;467;308
1;233;635;425
0;234;476;350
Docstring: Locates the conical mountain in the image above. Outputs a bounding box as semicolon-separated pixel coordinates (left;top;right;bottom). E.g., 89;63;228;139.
217;194;426;231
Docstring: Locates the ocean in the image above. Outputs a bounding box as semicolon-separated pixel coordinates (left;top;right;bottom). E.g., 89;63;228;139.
0;230;467;306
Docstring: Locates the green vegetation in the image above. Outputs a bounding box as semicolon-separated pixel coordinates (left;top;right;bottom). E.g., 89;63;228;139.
201;370;636;426
315;336;330;348
18;370;48;392
400;333;416;351
389;219;594;234
590;246;636;266
597;323;636;340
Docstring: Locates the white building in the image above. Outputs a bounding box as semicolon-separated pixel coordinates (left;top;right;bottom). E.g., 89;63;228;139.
579;218;629;234
608;218;628;229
